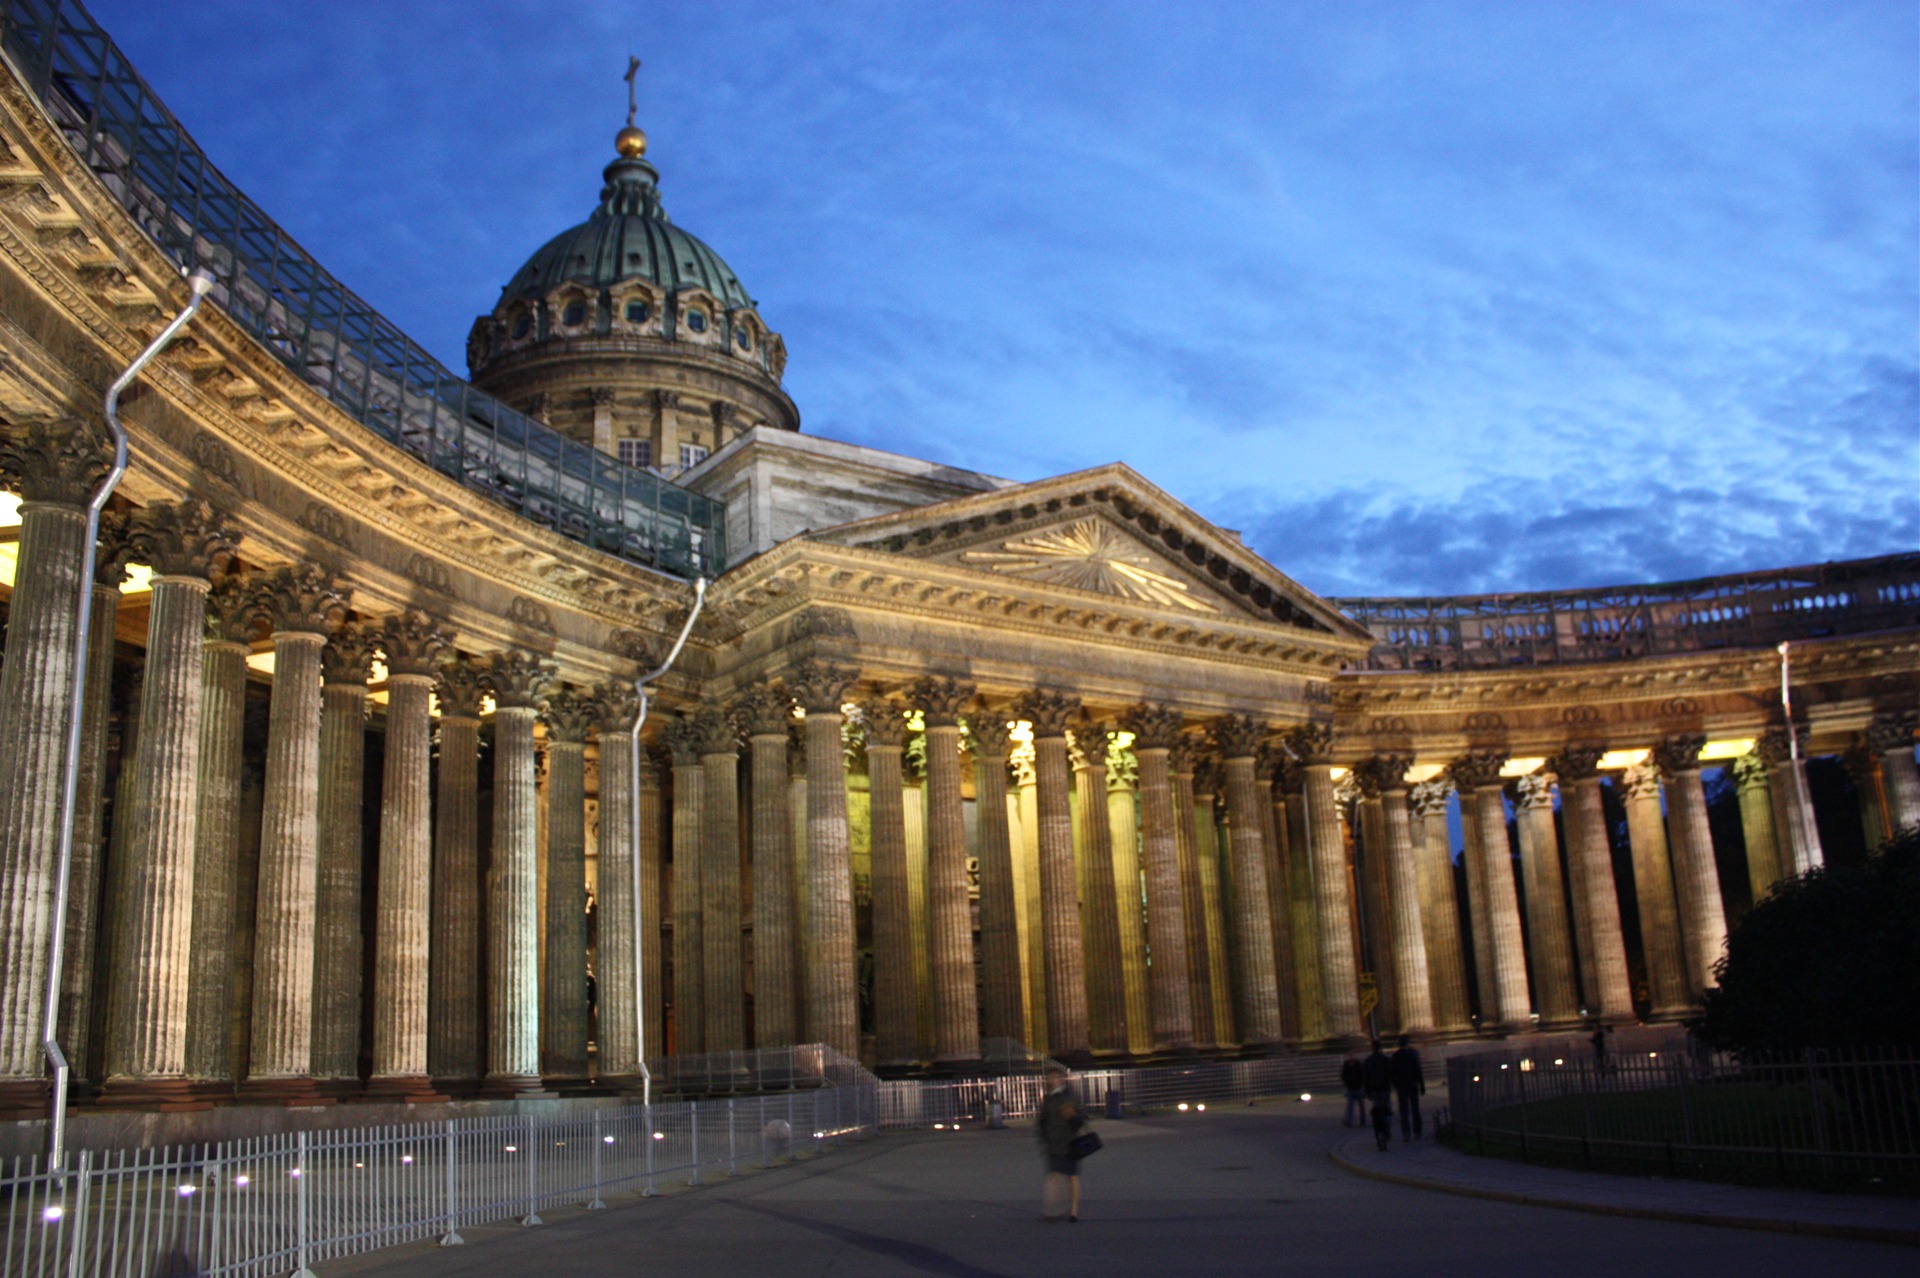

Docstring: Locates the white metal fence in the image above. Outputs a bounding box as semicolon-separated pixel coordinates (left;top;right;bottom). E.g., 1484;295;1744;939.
1;1084;876;1277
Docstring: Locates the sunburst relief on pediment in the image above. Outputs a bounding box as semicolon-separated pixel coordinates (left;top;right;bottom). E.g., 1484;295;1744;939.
955;517;1218;613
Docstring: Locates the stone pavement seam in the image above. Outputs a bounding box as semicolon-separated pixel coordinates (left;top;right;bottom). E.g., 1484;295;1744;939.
1327;1136;1920;1249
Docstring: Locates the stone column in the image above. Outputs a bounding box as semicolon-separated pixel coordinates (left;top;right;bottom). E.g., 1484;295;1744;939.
58;514;134;1085
589;686;641;1079
969;714;1025;1046
1758;728;1824;876
791;663;858;1056
909;678;981;1064
1070;721;1129;1055
692;707;744;1052
96;502;238;1105
1457;793;1496;1022
1212;715;1284;1047
1365;758;1434;1038
860;697;916;1066
1292;726;1363;1045
365;612;448;1099
1256;750;1299;1040
1653;735;1728;999
742;684;799;1048
1548;746;1635;1024
1408;780;1471;1034
1168;740;1216;1048
639;740;667;1065
1350;770;1397;1032
1867;711;1919;837
1120;706;1192;1051
309;623;375;1088
664;714;705;1054
1514;772;1580;1028
1279;764;1327;1042
483;650;553;1095
538;687;595;1080
428;658;486;1083
1844;743;1893;853
241;565;347;1100
787;723;809;1013
1731;750;1784;902
1620;760;1691;1019
1015;690;1088;1058
0;418;113;1103
1190;758;1236;1044
1449;753;1532;1032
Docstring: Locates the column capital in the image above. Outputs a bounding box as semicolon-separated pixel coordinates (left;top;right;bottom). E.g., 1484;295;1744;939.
1447;752;1507;791
94;507;137;587
204;572;265;645
1408;778;1454;817
1191;754;1223;797
1012;689;1079;738
1841;741;1880;783
1548;742;1607;781
321;622;379;685
966;711;1012;759
1068;722;1114;771
1756;725;1808;766
664;713;704;767
436;655;488;720
380;609;452;678
906;676;975;728
690;705;741;757
0;416;112;506
787;660;858;714
1119;703;1183;751
1353;754;1413;795
255;563;350;636
486;649;555;710
1208;712;1267;761
541;686;598;744
787;720;808;777
1515;772;1556;810
1287;720;1336;765
856;697;907;750
1732;749;1769;791
1168;733;1201;776
1652;733;1706;778
590;681;639;735
1619;760;1663;800
128;499;241;579
738;681;796;737
1275;756;1306;795
1865;710;1917;756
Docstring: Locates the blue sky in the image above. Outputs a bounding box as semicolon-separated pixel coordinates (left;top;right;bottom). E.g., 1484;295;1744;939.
91;1;1916;596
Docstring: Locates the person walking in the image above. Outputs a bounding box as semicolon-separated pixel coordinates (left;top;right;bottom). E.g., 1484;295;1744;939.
1340;1053;1365;1127
1036;1063;1087;1222
1390;1035;1425;1140
1361;1039;1395;1151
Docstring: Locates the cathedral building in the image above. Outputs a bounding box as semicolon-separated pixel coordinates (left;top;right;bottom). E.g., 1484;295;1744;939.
0;2;1913;1115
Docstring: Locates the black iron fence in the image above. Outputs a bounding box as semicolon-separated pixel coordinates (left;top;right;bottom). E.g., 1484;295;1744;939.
1445;1043;1920;1185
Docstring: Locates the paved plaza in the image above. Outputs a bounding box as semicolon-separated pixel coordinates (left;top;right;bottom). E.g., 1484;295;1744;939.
334;1099;1918;1278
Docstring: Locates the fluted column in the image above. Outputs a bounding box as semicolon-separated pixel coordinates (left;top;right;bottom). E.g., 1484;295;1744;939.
1408;780;1470;1034
1653;735;1728;1000
664;715;705;1055
428;658;486;1082
483;650;553;1095
969;714;1025;1045
538;687;594;1080
1350;770;1397;1032
1121;707;1192;1050
1457;792;1495;1021
1212;715;1283;1047
1514;772;1580;1027
1548;747;1635;1024
1362;759;1434;1037
1731;751;1784;903
1758;728;1824;876
1256;751;1298;1040
1168;740;1216;1048
589;686;641;1078
0;419;113;1101
309;624;375;1087
860;697;916;1066
95;502;239;1105
1016;691;1088;1057
691;707;744;1052
787;724;809;1012
242;565;347;1099
1191;759;1236;1044
909;678;981;1063
1279;765;1327;1042
1070;721;1129;1055
1844;744;1892;853
1293;727;1363;1044
1449;753;1532;1032
1867;712;1919;838
742;684;799;1048
791;663;859;1056
1620;760;1691;1019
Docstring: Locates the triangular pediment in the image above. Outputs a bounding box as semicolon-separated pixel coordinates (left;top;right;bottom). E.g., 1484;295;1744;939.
809;463;1371;640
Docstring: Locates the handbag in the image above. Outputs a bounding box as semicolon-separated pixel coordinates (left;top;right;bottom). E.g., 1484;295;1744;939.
1067;1128;1104;1160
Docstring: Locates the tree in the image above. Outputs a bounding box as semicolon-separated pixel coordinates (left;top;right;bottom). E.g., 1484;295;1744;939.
1696;828;1920;1050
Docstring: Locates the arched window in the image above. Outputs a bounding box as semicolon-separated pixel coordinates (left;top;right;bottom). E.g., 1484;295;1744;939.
735;327;751;350
686;309;707;333
511;313;532;339
562;300;587;327
626;299;650;323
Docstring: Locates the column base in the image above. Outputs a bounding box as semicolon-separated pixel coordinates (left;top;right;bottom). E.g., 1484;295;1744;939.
185;1079;237;1105
0;1078;51;1120
431;1075;485;1099
477;1074;554;1100
363;1075;449;1104
91;1078;214;1112
235;1077;337;1107
315;1076;365;1100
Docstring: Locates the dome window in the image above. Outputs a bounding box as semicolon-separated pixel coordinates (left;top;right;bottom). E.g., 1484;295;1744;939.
562;300;587;327
735;328;751;350
511;314;532;339
686;309;707;333
626;299;650;324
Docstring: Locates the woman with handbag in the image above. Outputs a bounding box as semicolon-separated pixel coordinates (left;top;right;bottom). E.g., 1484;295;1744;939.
1036;1063;1099;1221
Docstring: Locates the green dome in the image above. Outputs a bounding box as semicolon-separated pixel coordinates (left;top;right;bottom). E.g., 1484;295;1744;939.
498;155;754;309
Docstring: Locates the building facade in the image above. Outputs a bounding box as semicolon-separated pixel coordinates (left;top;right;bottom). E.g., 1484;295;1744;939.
0;3;1914;1112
